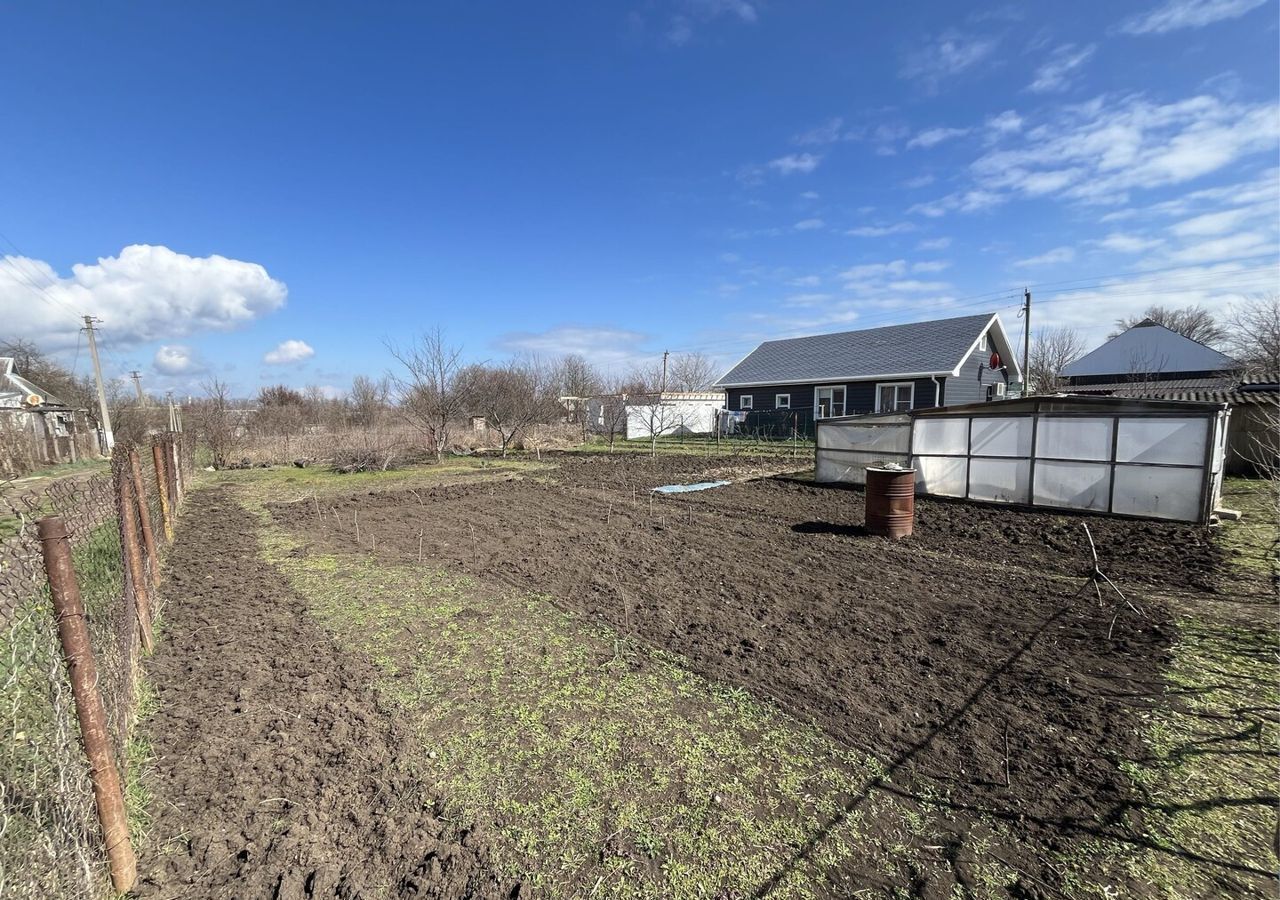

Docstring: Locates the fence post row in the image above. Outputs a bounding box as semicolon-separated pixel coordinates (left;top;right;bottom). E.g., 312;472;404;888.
128;448;161;586
36;516;139;895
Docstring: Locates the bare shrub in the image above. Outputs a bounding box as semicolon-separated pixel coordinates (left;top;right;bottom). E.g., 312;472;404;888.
388;328;465;463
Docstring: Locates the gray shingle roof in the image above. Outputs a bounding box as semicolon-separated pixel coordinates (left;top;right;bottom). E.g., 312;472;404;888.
716;313;1000;387
1067;372;1278;405
1062;321;1237;378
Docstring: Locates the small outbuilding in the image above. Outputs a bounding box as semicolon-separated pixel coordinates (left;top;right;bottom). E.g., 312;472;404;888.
0;357;101;477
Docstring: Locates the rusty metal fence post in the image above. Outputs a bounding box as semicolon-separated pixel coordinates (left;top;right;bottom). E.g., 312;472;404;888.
36;516;139;895
128;448;161;587
153;441;174;542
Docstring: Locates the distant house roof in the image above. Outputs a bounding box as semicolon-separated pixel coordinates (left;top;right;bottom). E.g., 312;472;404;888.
1062;320;1237;379
1067;370;1278;406
0;357;64;409
716;312;1016;388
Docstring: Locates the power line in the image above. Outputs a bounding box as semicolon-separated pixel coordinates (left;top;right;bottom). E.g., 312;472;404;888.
0;229;86;328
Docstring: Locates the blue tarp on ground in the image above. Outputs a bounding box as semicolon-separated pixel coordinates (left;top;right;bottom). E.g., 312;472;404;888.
651;481;731;494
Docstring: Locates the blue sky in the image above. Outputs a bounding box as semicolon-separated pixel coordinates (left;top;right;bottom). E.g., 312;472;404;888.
2;0;1277;397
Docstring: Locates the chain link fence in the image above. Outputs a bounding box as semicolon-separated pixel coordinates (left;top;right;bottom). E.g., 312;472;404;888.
0;433;192;899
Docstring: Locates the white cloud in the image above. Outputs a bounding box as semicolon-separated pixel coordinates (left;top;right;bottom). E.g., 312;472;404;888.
904;174;936;189
912;260;952;273
496;325;653;374
987;110;1023;135
1120;0;1268;34
800;190;821;200
1014;246;1076;267
767;153;822;175
840;259;908;281
789;274;822;287
793;118;845;146
917;237;953;250
793;218;826;231
782;293;835;306
1028;44;1096;93
0;244;287;350
887;279;951;292
901;31;1000;92
153;344;206;376
263;339;315;365
924;94;1280;213
1170;206;1257;237
666;0;759;45
847;222;916;237
1096;232;1164;253
907;126;971;149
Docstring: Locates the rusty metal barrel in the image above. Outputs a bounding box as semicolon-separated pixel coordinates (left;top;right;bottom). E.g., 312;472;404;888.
865;465;916;539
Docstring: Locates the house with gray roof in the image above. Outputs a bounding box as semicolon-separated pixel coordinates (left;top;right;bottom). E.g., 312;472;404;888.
714;312;1021;434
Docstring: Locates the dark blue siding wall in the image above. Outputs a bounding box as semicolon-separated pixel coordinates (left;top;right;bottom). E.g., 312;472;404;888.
727;376;943;415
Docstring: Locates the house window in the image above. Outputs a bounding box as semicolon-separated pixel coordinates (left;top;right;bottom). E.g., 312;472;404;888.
739;394;753;410
978;333;988;353
776;393;791;409
815;386;845;418
986;382;1006;402
876;382;915;413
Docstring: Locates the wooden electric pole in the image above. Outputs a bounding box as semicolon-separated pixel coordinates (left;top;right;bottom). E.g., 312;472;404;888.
661;350;669;393
83;316;114;451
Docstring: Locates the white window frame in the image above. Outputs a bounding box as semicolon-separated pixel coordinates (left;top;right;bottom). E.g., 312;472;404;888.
814;385;846;418
739;394;753;410
875;381;915;413
977;333;988;353
775;393;791;410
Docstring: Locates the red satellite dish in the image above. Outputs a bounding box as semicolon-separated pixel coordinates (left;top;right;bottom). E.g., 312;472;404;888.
989;351;1001;369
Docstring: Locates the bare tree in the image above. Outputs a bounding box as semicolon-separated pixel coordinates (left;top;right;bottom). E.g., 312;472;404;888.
459;357;558;456
188;378;244;468
388;328;465;463
348;374;390;426
1227;294;1280;374
0;338;97;412
1111;304;1227;347
666;352;718;392
553;354;601;440
1028;325;1086;394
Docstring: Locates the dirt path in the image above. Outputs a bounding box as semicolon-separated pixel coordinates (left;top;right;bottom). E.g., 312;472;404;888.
135;486;520;899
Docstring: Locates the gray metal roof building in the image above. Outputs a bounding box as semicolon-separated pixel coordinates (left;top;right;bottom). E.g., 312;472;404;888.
716;313;1016;387
1062;320;1237;379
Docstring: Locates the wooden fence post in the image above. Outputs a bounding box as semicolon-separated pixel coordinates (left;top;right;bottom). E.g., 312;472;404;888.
153;442;174;542
37;517;138;895
164;436;179;510
128;449;160;587
116;469;154;652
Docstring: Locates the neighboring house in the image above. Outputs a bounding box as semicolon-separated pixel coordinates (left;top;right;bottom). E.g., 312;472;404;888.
714;312;1021;435
1062;321;1277;475
586;391;725;441
0;357;101;477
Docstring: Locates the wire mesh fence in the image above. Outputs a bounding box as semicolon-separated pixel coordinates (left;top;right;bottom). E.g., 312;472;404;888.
0;433;192;899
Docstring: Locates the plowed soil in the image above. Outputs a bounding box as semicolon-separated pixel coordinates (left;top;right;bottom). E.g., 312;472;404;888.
135;487;521;899
270;453;1226;896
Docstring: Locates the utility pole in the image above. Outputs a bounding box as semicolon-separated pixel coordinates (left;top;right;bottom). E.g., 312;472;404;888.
83;316;114;451
130;371;145;405
166;392;176;432
1022;288;1032;396
661;350;669;393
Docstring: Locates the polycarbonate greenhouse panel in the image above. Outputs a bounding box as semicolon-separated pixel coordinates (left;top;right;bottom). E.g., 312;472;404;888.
1032;460;1111;511
815;450;910;484
1115;417;1207;466
817;422;910;452
969;417;1032;458
968;458;1031;504
912;417;969;456
1036;417;1113;461
914;455;968;498
1111;465;1205;521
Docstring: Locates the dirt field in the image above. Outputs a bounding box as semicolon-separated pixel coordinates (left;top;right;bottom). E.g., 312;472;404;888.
134;488;519;899
136;452;1274;899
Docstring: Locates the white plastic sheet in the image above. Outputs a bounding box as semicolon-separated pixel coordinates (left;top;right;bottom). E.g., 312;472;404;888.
913;417;969;456
915;455;967;498
1115;418;1207;466
970;417;1032;458
1033;460;1111;511
1112;465;1203;521
969;458;1031;503
1036;417;1113;461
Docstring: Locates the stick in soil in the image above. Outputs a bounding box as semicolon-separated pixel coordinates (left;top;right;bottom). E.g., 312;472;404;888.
354;509;361;543
418;529;424;565
1003;722;1011;787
